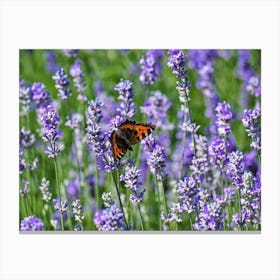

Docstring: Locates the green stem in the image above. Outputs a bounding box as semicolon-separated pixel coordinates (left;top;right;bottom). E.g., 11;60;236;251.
24;196;31;216
137;203;144;231
179;104;188;180
53;158;64;231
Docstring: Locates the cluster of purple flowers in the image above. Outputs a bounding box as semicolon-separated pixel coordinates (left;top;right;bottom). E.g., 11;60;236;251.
52;68;72;100
38;105;61;158
120;166;145;203
94;203;125;231
20;216;44;231
139;50;164;85
114;79;135;120
70;60;87;101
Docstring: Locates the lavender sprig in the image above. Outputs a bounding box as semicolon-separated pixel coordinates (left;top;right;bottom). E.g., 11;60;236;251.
242;109;261;152
139;50;164;85
52;68;72;100
20;216;44;231
70;60;87;102
114;79;135;120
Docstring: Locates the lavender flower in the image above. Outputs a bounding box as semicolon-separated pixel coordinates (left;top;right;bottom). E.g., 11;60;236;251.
30;82;50;108
215;102;233;137
19;81;31;116
120;166;146;203
237;50;253;80
94;203;125;231
52;68;72;100
72;199;84;224
53;198;68;215
45;51;60;74
86;100;107;157
242;109;261;151
19;148;26;175
140;90;173;130
39;105;61;158
208;136;228;169
139;50;164;85
114;79;135;119
39;177;52;202
20;180;30;196
66;175;80;200
20;127;35;149
168;49;187;80
246;76;261;97
188;50;218;70
29;157;39;171
226;151;244;189
62;49;79;57
177;175;199;214
20;216;44;231
143;135;166;180
101;192;114;208
70;60;87;101
194;201;223;230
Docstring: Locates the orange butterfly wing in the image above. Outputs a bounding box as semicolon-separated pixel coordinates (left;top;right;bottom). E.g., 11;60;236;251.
110;131;127;159
110;120;155;160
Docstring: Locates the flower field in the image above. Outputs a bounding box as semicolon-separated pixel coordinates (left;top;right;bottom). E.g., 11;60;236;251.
19;49;261;231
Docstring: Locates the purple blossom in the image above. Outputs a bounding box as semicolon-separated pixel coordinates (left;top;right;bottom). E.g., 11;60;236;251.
70;60;87;101
188;50;218;70
19;148;26;175
72;199;84;224
45;51;60;74
177;175;199;214
94;203;125;231
39;105;61;158
120;166;146;203
62;49;79;57
246;76;261;97
143;135;166;180
139;50;164;85
53;198;68;215
242;109;261;151
208;136;228;169
226;151;244;189
52;68;72;100
39;177;52;202
215;102;233;136
114;79;135;120
20;127;35;149
67;177;80;200
19;81;31;115
194;201;223;230
237;50;253;80
190;135;209;182
20;216;44;231
30;82;51;108
19;180;30;196
167;49;187;80
140;90;173;130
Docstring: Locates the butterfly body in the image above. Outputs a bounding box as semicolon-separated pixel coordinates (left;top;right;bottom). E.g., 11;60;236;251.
110;120;155;160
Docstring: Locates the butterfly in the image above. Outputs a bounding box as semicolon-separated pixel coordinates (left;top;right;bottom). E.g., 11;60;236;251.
110;120;155;160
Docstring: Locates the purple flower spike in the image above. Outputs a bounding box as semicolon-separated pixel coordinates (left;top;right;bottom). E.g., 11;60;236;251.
52;68;72;100
143;135;166;180
20;216;44;231
242;109;261;151
31;82;51;108
70;60;87;101
139;50;164;85
120;166;145;203
94;203;125;231
215;102;233;136
39;105;61;158
114;79;135;120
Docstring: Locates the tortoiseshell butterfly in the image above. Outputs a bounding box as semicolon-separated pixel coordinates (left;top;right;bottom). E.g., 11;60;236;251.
110;120;155;160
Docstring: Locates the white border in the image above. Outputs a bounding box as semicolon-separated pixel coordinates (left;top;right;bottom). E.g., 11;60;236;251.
1;0;280;279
